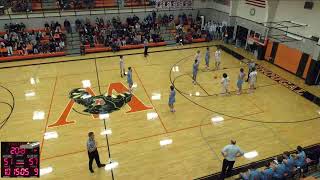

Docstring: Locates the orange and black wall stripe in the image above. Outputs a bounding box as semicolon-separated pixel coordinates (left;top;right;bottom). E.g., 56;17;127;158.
263;41;320;85
296;53;310;78
305;59;320;85
269;42;278;64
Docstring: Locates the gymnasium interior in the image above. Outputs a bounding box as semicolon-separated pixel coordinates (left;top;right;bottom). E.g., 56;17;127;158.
0;0;320;179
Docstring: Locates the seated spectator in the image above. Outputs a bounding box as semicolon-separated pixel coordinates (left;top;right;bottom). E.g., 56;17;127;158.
0;43;7;57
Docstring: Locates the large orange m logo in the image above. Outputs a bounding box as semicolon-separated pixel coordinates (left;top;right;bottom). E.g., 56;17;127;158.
48;82;152;128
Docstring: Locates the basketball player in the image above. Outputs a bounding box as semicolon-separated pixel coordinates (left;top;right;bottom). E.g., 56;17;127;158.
119;55;126;78
246;62;255;82
221;73;230;95
237;68;246;95
168;85;176;112
205;47;210;70
248;67;257;93
87;132;105;173
192;59;200;84
127;67;133;92
215;47;222;70
195;50;201;62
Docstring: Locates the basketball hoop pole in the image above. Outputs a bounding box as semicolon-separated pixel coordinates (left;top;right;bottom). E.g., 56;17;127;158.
103;118;114;180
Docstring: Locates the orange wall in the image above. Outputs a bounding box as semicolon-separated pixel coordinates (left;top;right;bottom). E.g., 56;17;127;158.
264;40;273;61
274;44;302;74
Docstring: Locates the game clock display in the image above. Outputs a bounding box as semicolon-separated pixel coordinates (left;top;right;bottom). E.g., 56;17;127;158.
1;142;40;178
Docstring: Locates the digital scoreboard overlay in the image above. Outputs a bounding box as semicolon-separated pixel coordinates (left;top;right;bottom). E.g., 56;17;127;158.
1;142;40;178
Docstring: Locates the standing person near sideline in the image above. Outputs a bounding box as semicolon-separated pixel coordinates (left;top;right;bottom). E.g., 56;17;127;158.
127;67;133;92
168;85;176;112
192;59;200;85
205;47;210;70
87;132;105;173
119;55;126;78
220;140;244;179
144;38;149;57
236;68;246;95
215;47;222;70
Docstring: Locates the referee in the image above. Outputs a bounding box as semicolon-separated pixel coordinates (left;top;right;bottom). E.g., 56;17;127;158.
220;140;244;179
87;132;105;173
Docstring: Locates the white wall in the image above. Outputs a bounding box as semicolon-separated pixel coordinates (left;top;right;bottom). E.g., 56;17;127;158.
193;0;230;13
232;0;267;23
271;0;320;37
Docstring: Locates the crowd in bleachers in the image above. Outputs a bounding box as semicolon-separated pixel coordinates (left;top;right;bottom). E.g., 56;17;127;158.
57;0;95;9
0;0;32;13
76;12;161;52
0;22;66;57
238;146;320;180
0;0;155;13
76;12;212;52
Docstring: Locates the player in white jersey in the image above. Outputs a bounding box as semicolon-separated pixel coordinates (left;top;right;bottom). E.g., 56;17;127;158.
248;67;257;93
119;55;126;78
195;50;201;62
221;73;230;95
215;47;221;70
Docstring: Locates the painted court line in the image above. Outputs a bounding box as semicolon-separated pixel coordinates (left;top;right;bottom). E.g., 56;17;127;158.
40;110;265;162
40;76;58;154
132;67;168;133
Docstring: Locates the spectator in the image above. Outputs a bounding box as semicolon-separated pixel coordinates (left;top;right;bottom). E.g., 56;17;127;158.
6;40;13;56
64;19;71;33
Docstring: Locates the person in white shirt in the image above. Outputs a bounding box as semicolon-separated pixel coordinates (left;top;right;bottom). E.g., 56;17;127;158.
215;47;222;70
249;67;257;93
220;140;244;179
221;73;230;95
119;55;126;78
195;50;201;62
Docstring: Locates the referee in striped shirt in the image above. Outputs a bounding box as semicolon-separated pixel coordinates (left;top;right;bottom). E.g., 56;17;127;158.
87;132;105;173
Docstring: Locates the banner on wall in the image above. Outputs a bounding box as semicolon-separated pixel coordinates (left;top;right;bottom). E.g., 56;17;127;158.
155;0;193;9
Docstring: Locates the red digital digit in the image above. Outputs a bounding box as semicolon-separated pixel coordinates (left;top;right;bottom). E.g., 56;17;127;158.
14;168;20;176
4;168;11;176
24;168;30;176
29;158;33;166
19;148;26;155
10;147;18;155
20;168;25;176
4;158;9;166
34;168;39;176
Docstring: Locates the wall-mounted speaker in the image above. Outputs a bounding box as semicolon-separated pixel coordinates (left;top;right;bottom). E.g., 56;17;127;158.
304;1;313;10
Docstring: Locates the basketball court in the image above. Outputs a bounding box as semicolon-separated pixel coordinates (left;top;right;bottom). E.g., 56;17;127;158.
0;41;319;179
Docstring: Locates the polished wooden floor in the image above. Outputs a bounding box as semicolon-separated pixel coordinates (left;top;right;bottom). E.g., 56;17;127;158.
0;42;319;180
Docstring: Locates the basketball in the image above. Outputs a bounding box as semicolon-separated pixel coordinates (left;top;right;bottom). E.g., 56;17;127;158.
214;75;218;79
